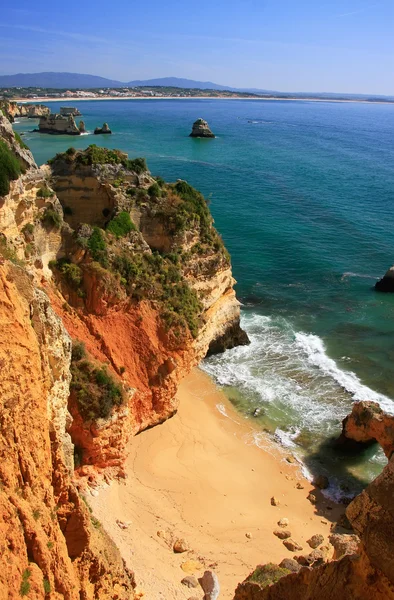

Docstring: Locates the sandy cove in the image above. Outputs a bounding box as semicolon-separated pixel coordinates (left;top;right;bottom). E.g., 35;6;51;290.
89;368;343;599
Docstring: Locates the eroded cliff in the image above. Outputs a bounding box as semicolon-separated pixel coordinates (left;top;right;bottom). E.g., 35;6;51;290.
0;109;248;596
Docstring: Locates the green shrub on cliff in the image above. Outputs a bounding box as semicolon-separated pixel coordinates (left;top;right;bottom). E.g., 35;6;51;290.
70;350;124;421
14;131;29;150
246;564;291;588
71;145;147;174
0;139;22;196
107;212;136;238
41;208;62;229
87;227;108;266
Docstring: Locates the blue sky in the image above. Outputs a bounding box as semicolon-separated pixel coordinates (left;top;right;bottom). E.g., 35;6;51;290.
1;0;393;94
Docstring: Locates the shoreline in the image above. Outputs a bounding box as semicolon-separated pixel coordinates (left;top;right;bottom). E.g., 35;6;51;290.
14;96;394;106
89;367;343;599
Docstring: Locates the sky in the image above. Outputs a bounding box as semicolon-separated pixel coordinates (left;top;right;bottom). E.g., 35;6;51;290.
1;0;393;94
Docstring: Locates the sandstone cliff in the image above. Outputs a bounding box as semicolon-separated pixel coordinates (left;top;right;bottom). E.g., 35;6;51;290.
38;114;81;135
0;101;50;121
233;401;394;600
0;111;248;596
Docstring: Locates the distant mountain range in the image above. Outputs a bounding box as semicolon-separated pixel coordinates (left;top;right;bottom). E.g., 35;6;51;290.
0;72;392;101
0;72;237;90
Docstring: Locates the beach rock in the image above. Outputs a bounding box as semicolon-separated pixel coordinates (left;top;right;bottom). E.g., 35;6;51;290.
271;496;280;506
116;519;131;530
307;534;324;549
313;475;329;489
295;554;314;567
375;266;394;292
94;122;112;134
335;401;394;458
283;538;303;552
198;570;220;600
274;529;291;540
329;534;360;560
279;558;301;573
245;532;252;539
38;113;81;135
187;597;200;600
296;482;304;489
173;538;189;553
181;560;204;574
181;576;199;588
307;492;318;505
278;518;289;528
189;118;215;138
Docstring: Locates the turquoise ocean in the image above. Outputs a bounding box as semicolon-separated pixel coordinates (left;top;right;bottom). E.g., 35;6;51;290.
14;99;394;498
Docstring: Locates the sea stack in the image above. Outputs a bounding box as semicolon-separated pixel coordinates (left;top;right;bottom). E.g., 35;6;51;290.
37;113;80;135
189;118;215;138
94;122;112;135
375;266;394;292
78;120;86;133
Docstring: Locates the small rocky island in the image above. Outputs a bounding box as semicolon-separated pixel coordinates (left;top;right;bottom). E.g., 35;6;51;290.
37;113;85;135
94;122;112;135
375;265;394;292
189;118;215;138
60;106;82;116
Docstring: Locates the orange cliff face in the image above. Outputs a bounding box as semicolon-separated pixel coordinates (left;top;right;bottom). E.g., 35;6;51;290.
0;263;135;599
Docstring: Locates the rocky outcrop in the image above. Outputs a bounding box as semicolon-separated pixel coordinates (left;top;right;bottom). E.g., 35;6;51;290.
375;266;394;292
233;405;394;600
94;122;112;134
37;113;81;135
0;263;135;599
60;107;82;116
190;118;215;138
336;401;394;458
78;120;86;133
0;101;50;121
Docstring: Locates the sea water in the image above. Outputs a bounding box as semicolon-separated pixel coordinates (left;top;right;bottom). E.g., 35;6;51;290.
14;98;394;497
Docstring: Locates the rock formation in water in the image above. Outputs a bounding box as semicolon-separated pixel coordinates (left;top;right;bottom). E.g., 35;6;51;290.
375;266;394;292
1;100;51;121
60;107;82;116
233;401;394;600
78;120;86;133
190;118;215;138
37;113;81;135
0;108;248;596
94;122;112;134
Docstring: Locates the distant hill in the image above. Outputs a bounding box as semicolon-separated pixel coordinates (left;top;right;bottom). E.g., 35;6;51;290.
0;72;123;89
127;77;232;90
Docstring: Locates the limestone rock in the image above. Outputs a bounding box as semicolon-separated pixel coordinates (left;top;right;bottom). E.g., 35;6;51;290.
279;558;301;573
283;538;303;552
79;120;86;133
307;492;318;505
173;538;189;553
375;266;394;292
181;576;199;588
198;570;220;600
329;534;360;560
189;118;215;138
271;496;280;506
94;122;112;134
307;534;324;549
38;113;81;135
274;529;291;540
278;518;289;528
296;482;304;489
336;400;394;458
181;560;204;574
60;106;82;116
313;475;329;489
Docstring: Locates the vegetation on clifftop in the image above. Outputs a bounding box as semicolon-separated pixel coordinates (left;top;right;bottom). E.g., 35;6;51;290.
48;144;147;174
0;139;22;196
246;564;291;588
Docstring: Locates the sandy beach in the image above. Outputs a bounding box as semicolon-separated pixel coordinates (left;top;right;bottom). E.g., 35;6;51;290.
89;368;343;599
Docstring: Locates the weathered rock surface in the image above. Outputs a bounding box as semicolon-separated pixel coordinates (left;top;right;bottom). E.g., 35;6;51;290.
60;106;82;116
94;122;112;134
173;538;189;553
336;400;394;458
307;534;324;549
181;576;199;588
375;266;394;292
273;529;291;540
190;118;215;138
38;113;81;135
233;405;394;600
199;570;220;600
283;539;303;552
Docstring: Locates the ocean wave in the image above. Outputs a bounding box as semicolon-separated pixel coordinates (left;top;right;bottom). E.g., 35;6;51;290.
201;312;394;440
